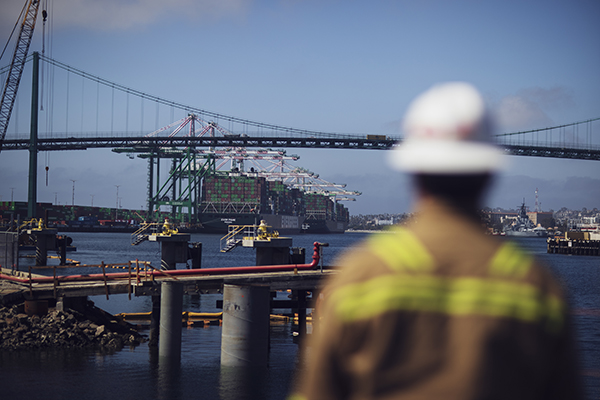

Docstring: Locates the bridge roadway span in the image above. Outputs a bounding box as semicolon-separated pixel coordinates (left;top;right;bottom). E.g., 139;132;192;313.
1;135;394;151
0;267;334;304
3;135;600;160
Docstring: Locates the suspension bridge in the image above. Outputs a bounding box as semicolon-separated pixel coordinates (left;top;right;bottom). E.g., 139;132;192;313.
1;53;598;158
1;52;599;222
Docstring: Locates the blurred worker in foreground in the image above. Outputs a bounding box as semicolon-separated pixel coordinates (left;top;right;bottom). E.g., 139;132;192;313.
290;82;582;400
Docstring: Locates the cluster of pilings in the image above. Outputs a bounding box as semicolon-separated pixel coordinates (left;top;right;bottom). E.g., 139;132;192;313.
547;238;600;256
5;227;321;367
148;233;315;366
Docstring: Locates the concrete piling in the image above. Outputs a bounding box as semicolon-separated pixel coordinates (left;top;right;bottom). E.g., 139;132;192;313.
31;229;56;266
292;289;307;339
221;284;270;367
159;281;184;361
149;295;161;347
148;233;190;353
160;240;188;270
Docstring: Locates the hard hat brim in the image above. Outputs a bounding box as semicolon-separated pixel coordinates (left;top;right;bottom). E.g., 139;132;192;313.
388;139;506;174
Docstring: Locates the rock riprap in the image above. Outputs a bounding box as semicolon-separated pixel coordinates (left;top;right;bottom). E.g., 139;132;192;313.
0;302;146;351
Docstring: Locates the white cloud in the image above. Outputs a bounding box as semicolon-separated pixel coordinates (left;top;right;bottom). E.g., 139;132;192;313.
0;0;250;34
495;94;553;132
518;87;575;111
493;86;575;132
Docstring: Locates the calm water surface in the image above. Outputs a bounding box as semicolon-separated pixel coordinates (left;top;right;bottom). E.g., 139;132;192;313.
2;232;598;399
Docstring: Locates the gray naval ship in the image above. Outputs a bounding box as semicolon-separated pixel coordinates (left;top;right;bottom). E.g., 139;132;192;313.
504;202;548;237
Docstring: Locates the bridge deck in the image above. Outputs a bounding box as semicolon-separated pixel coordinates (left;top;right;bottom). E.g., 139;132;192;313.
3;136;599;160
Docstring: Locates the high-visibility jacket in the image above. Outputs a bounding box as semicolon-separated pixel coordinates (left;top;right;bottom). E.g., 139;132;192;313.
291;202;582;400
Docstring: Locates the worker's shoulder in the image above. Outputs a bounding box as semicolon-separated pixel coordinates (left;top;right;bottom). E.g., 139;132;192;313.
480;236;568;300
327;234;394;286
327;228;429;284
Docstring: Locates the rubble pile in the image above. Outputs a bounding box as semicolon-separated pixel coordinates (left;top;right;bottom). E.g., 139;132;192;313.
0;302;146;351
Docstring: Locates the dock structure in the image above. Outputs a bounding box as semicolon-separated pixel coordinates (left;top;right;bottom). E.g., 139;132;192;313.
0;265;331;359
547;231;600;256
547;238;600;256
0;235;332;365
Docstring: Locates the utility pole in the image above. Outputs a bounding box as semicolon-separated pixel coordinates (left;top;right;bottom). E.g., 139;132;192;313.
115;185;120;220
27;52;39;218
70;179;76;206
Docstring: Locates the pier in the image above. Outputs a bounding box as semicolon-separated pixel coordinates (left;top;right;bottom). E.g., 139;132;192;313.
547;237;600;256
0;226;332;365
547;231;600;256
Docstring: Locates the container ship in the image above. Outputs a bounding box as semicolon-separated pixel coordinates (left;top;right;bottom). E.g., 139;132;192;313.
199;173;351;234
134;116;359;234
1;168;354;234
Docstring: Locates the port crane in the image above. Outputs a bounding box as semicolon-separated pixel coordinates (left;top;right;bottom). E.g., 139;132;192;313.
0;0;41;153
113;114;360;223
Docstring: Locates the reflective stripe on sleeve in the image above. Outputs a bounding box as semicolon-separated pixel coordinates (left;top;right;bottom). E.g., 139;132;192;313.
330;274;565;332
367;227;434;272
489;242;533;279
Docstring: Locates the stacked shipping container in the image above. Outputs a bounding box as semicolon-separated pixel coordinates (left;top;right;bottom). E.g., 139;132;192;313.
201;175;267;213
336;203;349;222
267;180;302;216
304;192;335;220
200;175;349;224
0;202;147;227
0;174;351;232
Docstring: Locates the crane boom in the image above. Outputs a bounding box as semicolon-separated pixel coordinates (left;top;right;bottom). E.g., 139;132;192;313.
0;0;40;152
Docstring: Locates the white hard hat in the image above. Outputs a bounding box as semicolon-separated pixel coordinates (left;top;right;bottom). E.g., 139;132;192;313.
388;82;504;173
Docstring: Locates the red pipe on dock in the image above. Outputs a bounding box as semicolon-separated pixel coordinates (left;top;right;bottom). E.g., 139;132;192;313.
0;242;324;285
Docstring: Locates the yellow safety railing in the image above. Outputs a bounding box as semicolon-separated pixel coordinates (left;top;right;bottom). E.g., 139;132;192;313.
220;224;261;252
131;222;159;245
18;218;45;232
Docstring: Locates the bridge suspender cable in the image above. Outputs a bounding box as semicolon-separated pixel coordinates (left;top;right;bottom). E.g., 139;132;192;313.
1;50;597;149
494;117;600;137
34;54;351;139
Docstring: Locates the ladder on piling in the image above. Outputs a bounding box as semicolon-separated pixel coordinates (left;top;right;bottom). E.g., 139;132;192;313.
131;223;158;246
220;225;256;252
221;238;243;253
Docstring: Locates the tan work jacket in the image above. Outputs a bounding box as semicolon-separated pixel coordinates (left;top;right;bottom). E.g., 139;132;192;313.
291;201;582;400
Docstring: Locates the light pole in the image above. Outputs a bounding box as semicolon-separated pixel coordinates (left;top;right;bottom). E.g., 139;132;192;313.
70;180;76;206
10;187;15;202
90;194;94;207
115;185;121;220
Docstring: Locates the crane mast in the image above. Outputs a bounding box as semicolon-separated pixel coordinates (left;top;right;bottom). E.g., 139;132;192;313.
0;0;41;152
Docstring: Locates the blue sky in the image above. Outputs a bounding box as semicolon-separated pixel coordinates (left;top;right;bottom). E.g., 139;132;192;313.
1;0;599;215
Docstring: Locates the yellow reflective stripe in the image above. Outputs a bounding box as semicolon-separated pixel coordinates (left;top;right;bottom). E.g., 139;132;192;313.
489;242;533;278
367;227;434;272
287;395;307;400
331;274;564;332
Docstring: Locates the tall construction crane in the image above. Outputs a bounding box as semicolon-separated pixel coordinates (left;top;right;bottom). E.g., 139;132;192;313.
0;0;41;153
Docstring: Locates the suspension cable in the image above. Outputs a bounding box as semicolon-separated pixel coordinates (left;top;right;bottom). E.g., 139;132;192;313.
494;118;600;137
4;53;599;142
35;54;353;138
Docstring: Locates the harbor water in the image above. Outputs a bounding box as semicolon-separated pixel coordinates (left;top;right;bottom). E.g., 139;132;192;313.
1;232;599;399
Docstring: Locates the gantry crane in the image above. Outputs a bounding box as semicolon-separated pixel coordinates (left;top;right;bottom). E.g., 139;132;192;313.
113;114;361;223
0;0;41;153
